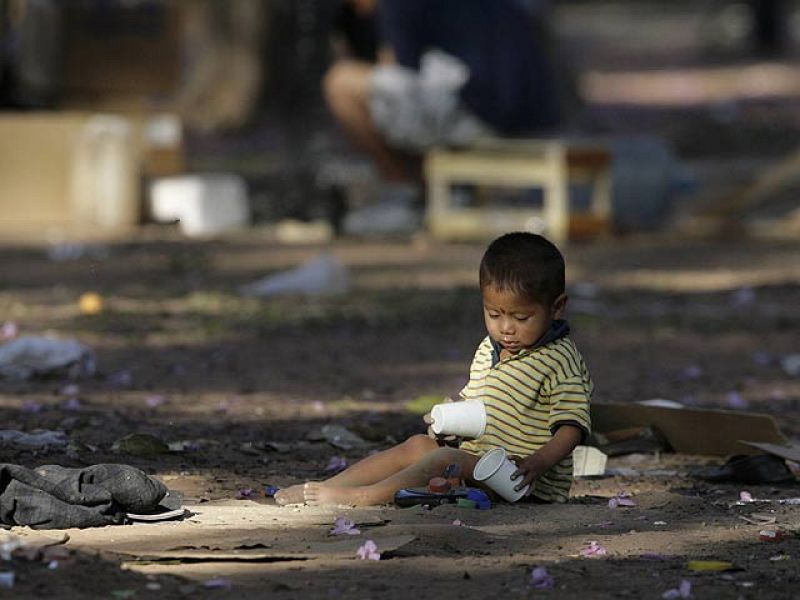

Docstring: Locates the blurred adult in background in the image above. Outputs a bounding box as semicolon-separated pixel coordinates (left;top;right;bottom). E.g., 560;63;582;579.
324;0;564;235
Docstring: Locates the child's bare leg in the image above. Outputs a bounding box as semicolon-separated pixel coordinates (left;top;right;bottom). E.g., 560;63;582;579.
275;435;437;505
304;447;479;506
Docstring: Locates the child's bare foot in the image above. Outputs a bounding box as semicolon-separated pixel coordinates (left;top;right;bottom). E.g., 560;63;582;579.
274;484;307;506
304;482;358;506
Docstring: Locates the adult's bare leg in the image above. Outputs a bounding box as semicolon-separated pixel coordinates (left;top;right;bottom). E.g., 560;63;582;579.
275;435;437;505
304;446;480;506
323;60;410;183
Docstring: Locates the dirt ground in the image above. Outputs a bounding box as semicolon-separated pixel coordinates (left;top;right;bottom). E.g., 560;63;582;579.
3;2;800;598
1;233;799;599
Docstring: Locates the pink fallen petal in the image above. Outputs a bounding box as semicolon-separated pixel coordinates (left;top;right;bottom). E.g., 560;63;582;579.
739;491;754;503
330;517;361;536
452;519;464;527
325;456;348;473
662;579;692;599
204;578;232;590
59;384;80;397
530;566;555;589
235;488;255;500
579;541;608;557
608;492;636;508
356;540;380;560
21;400;43;414
725;391;749;409
145;395;166;408
1;322;19;341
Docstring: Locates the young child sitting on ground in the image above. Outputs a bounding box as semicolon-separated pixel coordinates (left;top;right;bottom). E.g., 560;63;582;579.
275;232;593;506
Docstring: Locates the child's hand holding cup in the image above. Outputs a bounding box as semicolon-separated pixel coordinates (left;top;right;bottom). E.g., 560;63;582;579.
426;398;487;439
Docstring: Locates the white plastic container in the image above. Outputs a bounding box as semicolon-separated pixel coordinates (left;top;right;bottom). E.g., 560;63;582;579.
473;447;529;502
149;174;249;237
430;399;486;438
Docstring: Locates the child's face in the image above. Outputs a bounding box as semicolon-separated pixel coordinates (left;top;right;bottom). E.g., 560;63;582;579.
482;286;565;355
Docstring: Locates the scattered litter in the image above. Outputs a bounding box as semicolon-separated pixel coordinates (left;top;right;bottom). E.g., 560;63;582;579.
0;322;18;342
0;572;14;589
264;486;280;497
0;429;68;450
780;354;800;377
739;513;776;525
325;456;348;473
203;578;233;590
78;292;104;315
236;489;255;500
241;254;350;297
529;566;555;589
330;517;360;536
654;521;668;526
759;529;788;542
573;446;608;476
320;424;367;450
608;492;636;508
579;541;608;557
725;391;749;410
769;553;791;561
112;433;170;456
686;560;734;572
661;579;692;600
0;336;95;380
356;540;381;560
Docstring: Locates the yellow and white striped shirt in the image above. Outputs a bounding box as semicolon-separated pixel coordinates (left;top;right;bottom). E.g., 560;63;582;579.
460;334;593;502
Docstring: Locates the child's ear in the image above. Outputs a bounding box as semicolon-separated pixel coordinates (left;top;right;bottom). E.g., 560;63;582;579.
551;293;568;319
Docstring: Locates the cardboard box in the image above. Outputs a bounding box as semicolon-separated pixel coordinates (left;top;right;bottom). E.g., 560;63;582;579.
0;112;141;240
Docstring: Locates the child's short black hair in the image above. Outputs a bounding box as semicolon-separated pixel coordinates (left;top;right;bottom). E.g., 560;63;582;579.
479;232;565;305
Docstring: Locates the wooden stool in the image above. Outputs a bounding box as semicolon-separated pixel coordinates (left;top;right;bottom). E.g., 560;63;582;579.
424;138;613;242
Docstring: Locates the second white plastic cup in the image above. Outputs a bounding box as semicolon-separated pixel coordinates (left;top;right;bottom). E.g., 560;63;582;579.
473;447;529;502
430;399;486;438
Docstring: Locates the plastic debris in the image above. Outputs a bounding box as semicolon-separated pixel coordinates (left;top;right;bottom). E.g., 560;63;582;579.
325;456;348;473
579;541;608;557
0;336;95;380
241;254;350;297
654;521;668;526
781;354;800;377
0;572;14;589
759;529;788;542
608;492;636;508
320;424;367;450
0;429;68;450
264;485;280;497
662;579;692;599
330;517;361;536
686;560;734;572
356;540;380;560
529;566;555;589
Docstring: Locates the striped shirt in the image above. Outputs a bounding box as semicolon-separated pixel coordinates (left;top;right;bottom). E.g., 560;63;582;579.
460;334;593;502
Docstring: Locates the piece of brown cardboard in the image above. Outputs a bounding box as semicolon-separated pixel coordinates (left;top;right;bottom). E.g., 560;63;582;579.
591;402;788;456
740;441;800;463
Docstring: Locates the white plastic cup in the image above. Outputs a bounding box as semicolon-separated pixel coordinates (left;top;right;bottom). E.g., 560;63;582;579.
430;400;486;438
473;447;529;502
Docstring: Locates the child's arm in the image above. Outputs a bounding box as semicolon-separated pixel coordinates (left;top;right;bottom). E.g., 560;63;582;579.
510;424;583;493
